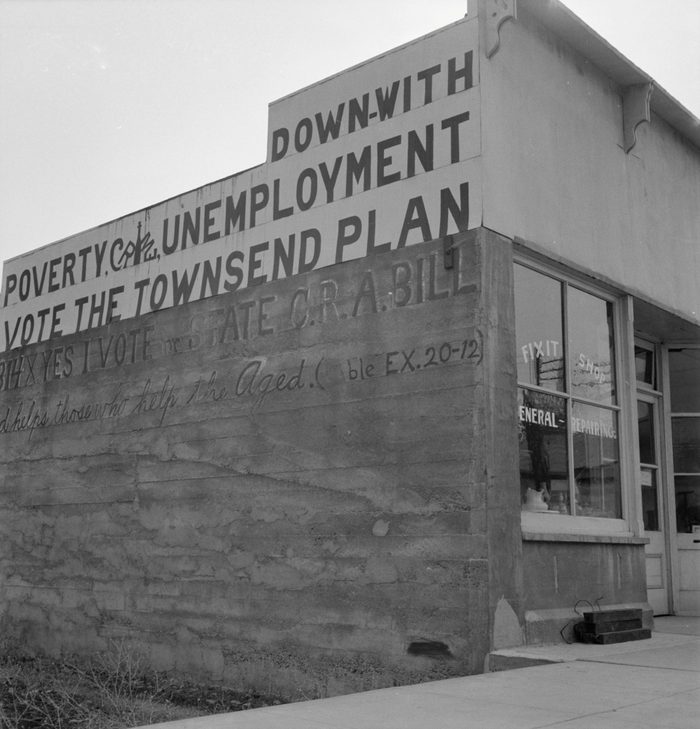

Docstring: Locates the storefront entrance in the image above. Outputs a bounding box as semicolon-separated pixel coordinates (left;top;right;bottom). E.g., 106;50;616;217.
666;346;700;615
634;295;700;618
636;339;700;616
637;393;670;614
636;340;671;615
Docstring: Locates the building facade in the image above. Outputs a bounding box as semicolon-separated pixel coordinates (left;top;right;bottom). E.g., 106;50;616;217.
1;0;698;697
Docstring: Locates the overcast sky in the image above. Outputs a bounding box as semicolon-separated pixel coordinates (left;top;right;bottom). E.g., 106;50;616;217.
1;0;698;269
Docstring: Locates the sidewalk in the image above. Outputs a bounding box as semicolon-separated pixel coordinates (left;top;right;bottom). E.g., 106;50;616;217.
136;616;700;729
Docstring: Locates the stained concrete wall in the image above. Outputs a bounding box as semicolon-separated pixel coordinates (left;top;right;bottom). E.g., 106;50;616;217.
0;229;521;696
522;539;650;642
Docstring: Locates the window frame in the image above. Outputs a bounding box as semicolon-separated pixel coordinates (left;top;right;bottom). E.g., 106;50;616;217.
514;254;638;540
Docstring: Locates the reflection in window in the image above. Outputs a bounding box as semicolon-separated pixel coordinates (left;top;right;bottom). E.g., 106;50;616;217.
637;400;659;531
669;348;700;534
669;349;700;412
675;475;700;533
518;389;569;513
641;468;659;531
514;266;565;392
568;287;616;406
637;401;655;465
672;418;700;473
635;345;656;388
572;402;621;518
515;263;621;518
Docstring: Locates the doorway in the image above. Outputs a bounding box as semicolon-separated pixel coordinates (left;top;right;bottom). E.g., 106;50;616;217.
666;346;700;616
635;340;670;614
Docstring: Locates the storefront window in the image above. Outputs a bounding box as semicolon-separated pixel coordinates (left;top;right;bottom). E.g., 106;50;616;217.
672;418;700;472
675;475;700;533
514;266;565;392
518;388;569;513
670;348;700;533
568;287;616;406
572;402;621;518
669;349;700;412
516;263;622;518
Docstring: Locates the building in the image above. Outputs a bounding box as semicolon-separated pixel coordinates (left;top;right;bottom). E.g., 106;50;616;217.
0;0;698;697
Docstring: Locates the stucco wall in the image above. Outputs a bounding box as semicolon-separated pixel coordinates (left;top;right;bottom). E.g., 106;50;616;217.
480;8;700;323
0;230;521;696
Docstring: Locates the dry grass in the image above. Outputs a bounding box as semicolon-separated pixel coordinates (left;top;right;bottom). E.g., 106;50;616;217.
0;640;284;729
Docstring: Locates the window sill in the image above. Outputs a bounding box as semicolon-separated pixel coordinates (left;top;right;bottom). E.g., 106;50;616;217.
521;510;648;544
522;531;649;545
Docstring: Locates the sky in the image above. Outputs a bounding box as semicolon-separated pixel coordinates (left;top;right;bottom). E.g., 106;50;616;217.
1;0;698;270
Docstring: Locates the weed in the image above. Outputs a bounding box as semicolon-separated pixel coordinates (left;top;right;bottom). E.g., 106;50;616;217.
0;640;284;729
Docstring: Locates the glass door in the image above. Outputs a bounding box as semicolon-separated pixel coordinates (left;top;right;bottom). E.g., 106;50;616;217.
667;347;700;616
635;340;671;614
637;394;669;614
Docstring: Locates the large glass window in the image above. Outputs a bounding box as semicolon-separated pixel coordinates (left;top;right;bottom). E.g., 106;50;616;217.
568;288;616;405
515;266;565;392
515;264;622;518
669;348;700;533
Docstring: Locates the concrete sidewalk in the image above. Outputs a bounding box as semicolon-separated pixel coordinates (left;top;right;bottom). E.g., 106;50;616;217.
136;616;700;729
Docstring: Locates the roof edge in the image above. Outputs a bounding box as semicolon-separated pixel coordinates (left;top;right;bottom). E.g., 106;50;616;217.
518;0;700;150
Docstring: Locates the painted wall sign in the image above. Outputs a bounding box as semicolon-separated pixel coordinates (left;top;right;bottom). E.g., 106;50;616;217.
0;235;483;446
0;227;511;693
0;243;475;395
0;19;479;353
